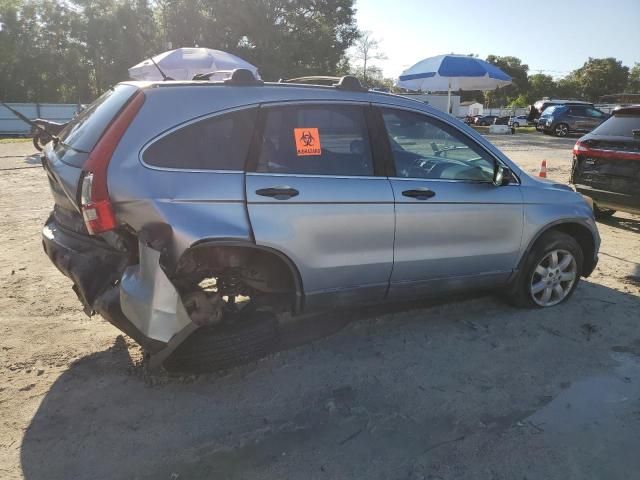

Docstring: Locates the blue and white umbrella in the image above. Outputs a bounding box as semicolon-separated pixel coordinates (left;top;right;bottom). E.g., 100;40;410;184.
396;54;512;112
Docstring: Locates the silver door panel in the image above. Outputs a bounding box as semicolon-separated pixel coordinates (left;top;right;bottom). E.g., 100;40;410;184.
246;174;395;301
389;179;523;296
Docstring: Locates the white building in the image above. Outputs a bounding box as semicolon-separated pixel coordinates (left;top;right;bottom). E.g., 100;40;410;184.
456;101;483;118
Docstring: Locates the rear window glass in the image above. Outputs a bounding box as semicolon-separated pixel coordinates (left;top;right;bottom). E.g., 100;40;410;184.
592;114;640;137
143;108;257;170
256;105;373;176
56;84;139;165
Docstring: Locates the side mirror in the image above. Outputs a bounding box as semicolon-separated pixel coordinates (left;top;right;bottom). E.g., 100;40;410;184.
493;165;512;186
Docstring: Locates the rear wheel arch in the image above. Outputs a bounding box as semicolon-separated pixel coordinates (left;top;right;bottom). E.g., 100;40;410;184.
520;221;597;277
174;240;304;312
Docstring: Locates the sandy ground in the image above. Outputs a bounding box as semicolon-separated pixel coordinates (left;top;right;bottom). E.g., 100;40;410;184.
0;134;639;479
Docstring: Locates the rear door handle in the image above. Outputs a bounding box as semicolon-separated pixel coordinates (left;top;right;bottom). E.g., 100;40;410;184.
256;186;299;200
402;188;436;200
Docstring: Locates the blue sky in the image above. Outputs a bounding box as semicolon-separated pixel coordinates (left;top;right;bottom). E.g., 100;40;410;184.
354;0;640;78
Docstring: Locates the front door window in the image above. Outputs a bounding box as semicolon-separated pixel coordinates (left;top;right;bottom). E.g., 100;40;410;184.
381;108;495;181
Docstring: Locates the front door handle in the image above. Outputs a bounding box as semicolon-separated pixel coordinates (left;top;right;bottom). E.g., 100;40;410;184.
402;188;436;200
256;185;299;200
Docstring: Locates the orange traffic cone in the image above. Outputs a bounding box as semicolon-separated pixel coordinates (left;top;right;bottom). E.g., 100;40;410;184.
539;160;547;178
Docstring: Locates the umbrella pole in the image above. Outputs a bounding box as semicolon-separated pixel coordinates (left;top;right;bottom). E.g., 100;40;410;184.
447;83;451;115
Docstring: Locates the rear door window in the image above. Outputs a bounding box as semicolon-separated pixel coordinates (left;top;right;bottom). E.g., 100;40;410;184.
569;106;588;116
256;104;374;176
585;108;606;118
143;108;257;170
56;84;139;166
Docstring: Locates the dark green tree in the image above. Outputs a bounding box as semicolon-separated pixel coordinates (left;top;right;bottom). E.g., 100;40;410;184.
157;0;359;80
554;75;581;99
570;57;629;101
526;73;556;103
484;55;529;107
0;0;358;101
624;62;640;94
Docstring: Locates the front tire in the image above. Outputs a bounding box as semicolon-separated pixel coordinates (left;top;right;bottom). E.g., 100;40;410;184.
509;231;583;309
554;123;569;137
513;122;520;128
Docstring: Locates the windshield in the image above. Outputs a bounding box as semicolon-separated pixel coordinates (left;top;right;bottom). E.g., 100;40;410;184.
540;105;561;117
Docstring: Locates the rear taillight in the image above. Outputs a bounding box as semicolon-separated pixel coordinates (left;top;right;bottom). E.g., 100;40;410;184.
573;140;590;155
573;139;640;161
81;173;117;234
80;91;145;235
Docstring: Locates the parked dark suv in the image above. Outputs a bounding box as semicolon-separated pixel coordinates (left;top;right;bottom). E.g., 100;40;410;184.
571;106;640;218
527;99;593;126
537;104;609;137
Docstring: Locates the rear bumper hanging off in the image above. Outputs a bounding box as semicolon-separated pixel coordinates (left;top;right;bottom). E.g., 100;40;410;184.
41;215;170;353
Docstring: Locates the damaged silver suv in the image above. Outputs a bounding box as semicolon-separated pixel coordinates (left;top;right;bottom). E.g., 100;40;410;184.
42;71;600;371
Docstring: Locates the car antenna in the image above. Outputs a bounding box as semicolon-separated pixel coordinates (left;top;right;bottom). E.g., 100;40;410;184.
1;101;60;143
149;57;173;81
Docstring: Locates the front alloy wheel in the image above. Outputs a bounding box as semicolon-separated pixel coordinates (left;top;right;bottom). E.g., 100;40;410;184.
554;123;569;137
530;249;577;307
508;230;583;309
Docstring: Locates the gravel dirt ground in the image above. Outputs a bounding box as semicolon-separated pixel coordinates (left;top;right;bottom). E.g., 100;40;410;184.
1;133;639;480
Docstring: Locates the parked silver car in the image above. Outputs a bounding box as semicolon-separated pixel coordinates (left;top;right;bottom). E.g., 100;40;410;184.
41;72;600;371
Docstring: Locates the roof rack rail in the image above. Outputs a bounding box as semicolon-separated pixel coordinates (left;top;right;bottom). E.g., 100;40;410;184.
279;75;367;92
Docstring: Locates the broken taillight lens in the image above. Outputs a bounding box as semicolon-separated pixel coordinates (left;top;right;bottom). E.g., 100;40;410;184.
80;91;145;235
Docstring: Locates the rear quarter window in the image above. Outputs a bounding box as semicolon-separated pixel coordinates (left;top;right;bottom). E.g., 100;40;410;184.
55;84;139;167
592;115;640;137
142;108;257;170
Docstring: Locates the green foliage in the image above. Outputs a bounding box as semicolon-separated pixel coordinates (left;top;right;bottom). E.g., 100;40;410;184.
507;94;528;108
624;63;640;94
483;56;635;107
570;57;629;101
0;0;358;102
350;65;393;90
484;55;529;107
554;75;581;99
0;4;636;107
526;74;556;103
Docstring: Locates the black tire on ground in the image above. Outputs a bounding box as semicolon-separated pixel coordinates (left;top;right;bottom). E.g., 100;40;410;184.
594;205;616;219
513;122;520;128
508;230;584;309
163;311;279;374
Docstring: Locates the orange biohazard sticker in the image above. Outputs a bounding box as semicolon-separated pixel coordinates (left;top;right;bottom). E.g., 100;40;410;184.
294;128;322;156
